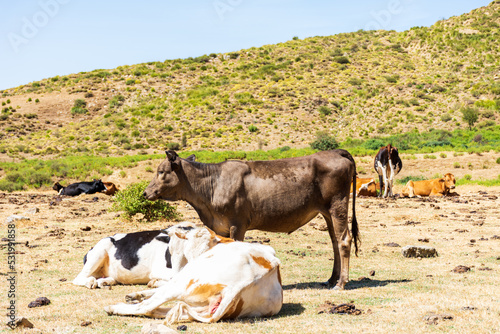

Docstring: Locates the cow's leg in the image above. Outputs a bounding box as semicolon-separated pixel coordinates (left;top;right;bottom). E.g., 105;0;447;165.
97;277;117;288
388;160;395;197
105;284;181;317
376;162;385;197
125;288;158;303
323;196;351;290
407;181;415;198
73;239;111;289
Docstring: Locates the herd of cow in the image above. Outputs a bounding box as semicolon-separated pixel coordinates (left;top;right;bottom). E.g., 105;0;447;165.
63;145;458;326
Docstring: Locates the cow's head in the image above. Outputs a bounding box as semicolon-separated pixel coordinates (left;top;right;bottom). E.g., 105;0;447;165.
93;179;107;193
143;151;196;201
443;173;456;190
53;182;63;191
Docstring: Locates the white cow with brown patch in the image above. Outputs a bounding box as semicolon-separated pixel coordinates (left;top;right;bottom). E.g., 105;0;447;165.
104;225;283;324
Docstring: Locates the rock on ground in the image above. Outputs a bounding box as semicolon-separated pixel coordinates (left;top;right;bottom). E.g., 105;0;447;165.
401;245;438;258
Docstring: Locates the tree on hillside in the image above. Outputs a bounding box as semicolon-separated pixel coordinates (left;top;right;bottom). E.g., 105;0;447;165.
460;107;478;130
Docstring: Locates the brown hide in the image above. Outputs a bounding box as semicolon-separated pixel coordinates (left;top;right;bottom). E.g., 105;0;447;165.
350;177;378;197
401;173;456;197
103;182;119;196
144;150;359;289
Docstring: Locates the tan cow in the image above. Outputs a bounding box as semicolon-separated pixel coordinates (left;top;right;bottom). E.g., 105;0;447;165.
103;182;119;196
401;173;456;197
350;177;379;197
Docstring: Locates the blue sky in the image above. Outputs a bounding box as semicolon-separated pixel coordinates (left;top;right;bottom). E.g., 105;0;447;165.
0;0;491;90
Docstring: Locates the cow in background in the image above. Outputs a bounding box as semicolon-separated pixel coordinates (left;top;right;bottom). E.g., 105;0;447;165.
351;177;378;197
53;179;106;196
103;182;119;196
401;173;457;197
374;144;402;198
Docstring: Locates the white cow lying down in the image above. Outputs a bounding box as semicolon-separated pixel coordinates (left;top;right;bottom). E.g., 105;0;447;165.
104;226;283;324
73;222;219;289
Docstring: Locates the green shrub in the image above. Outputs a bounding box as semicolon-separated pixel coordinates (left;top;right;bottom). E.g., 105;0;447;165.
496;157;500;164
109;95;125;108
310;132;339;151
111;181;180;222
454;162;461;168
396;175;426;185
167;142;181;150
460;107;479;130
71;99;88;114
362;139;385;150
463;174;472;181
318;106;332;116
0;179;24;192
439;153;447;158
440;114;452;122
248;125;258;133
333;56;350;64
423;154;437;159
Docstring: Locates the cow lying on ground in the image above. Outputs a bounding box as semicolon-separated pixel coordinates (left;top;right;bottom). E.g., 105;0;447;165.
73;222;226;289
104;226;282;324
374;144;403;198
53;179;106;196
103;182;119;196
350;177;378;197
401;173;457;198
144;150;358;290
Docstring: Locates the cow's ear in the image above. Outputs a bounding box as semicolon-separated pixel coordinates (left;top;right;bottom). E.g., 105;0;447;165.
166;150;178;162
185;154;196;162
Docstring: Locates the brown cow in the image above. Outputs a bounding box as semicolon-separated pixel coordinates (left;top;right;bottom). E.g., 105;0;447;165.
401;173;456;197
102;182;119;196
350;177;379;197
144;150;359;290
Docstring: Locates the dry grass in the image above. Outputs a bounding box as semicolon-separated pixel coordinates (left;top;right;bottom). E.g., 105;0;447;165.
1;184;499;333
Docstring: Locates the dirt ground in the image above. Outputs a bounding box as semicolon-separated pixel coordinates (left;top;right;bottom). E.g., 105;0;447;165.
1;153;500;333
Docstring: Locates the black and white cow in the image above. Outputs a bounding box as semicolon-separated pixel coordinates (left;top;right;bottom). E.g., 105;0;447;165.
73;222;227;289
374;144;403;198
53;179;107;196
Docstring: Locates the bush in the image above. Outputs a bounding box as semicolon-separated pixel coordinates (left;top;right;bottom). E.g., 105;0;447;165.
71;99;88;114
167;142;181;150
362;139;385;151
496;157;500;164
248;125;258;133
318;106;332;116
396;175;426;185
333;56;350;64
460;107;478;130
109;95;125;108
111;181;180;222
310;132;339;151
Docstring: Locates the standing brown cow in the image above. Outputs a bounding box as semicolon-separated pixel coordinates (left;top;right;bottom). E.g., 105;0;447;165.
144;150;359;290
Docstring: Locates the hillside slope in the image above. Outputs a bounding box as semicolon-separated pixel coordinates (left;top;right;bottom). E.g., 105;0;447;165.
1;1;499;158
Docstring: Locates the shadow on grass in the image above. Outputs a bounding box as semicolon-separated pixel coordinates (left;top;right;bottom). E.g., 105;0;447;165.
284;278;412;291
223;303;305;323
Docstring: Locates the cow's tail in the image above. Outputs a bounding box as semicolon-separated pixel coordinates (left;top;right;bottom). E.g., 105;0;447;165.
351;160;360;257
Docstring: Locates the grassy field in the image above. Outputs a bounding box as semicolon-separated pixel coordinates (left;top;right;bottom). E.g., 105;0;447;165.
1;185;499;333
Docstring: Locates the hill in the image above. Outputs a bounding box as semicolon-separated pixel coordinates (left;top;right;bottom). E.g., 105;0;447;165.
0;1;499;159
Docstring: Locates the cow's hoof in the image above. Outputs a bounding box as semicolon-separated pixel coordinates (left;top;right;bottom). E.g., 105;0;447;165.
331;285;344;291
125;293;143;304
103;306;113;315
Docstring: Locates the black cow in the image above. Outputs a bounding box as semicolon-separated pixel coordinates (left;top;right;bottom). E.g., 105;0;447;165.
374;144;403;198
53;179;106;196
144;150;359;290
